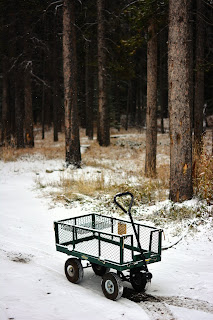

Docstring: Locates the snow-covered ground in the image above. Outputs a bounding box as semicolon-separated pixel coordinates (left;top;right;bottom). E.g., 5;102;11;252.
0;157;213;320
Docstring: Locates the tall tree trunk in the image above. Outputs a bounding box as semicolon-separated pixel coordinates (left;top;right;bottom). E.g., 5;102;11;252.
115;79;121;130
42;84;45;140
78;58;86;129
145;21;158;177
44;57;52;130
159;28;168;134
23;17;34;147
194;0;205;155
15;71;25;148
2;57;10;146
24;64;34;147
97;0;110;146
63;0;81;166
8;7;16;143
53;16;59;142
168;0;193;202
85;42;94;140
125;81;132;131
136;83;142;129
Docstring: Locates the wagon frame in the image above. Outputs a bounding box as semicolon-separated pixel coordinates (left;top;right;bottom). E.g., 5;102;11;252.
54;192;163;300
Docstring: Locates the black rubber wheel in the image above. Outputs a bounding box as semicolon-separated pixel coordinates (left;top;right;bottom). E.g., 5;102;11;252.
91;263;110;276
130;271;147;292
101;272;123;301
64;258;84;284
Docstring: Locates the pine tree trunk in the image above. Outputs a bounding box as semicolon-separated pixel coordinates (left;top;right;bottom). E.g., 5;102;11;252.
53;17;59;142
97;0;110;146
45;58;52;130
85;42;94;140
78;59;86;129
145;21;158;177
115;80;121;130
23;16;34;147
194;0;205;155
8;7;16;143
42;81;45;140
168;0;193;202
159;28;168;134
125;81;132;131
2;57;10;146
15;71;25;148
63;0;81;166
24;67;34;147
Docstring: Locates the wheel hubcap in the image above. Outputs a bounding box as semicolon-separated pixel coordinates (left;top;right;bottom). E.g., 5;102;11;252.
67;265;74;277
105;279;114;294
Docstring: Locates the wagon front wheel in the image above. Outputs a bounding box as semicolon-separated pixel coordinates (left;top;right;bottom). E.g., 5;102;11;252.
91;263;110;276
101;272;123;300
130;271;147;292
65;258;84;284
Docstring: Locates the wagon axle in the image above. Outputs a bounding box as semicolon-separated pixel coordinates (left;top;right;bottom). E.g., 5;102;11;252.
64;257;153;300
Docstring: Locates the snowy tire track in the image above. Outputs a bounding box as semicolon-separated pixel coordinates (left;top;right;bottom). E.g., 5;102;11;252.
123;288;213;319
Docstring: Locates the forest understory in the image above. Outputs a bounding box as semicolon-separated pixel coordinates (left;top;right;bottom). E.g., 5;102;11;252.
1;126;213;244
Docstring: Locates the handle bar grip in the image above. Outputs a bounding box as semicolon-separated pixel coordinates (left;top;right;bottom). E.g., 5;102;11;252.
114;192;134;214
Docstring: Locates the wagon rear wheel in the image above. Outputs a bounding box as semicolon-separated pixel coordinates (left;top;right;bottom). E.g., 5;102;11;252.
130;270;147;292
101;272;123;300
91;263;110;276
65;258;84;284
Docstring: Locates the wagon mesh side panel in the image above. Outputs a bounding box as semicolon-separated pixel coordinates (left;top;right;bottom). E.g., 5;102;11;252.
99;234;121;263
138;226;153;251
150;230;160;253
123;236;133;263
56;214;161;265
111;218;161;255
58;223;73;246
74;237;99;257
114;219;152;251
75;215;93;229
94;215;112;233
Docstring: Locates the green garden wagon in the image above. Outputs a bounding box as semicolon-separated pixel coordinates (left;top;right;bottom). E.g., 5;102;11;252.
54;192;163;300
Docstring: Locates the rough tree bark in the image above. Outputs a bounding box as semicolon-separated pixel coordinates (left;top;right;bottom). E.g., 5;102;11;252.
2;57;10;146
23;16;34;147
85;42;94;140
97;0;110;146
41;54;46;140
159;28;168;134
15;70;25;148
168;0;193;202
24;63;34;147
145;20;158;177
194;0;205;156
125;80;132;131
63;0;81;166
53;13;60;142
114;79;121;130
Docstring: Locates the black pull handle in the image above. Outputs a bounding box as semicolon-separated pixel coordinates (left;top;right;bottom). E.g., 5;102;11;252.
114;192;134;214
114;192;149;272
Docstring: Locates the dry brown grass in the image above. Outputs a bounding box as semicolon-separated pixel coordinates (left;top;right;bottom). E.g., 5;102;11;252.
1;127;170;204
3;126;212;205
0;145;36;162
0;129;65;161
193;151;213;204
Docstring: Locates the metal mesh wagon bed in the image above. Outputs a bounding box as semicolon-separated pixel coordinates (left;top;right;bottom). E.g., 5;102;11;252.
54;212;162;271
